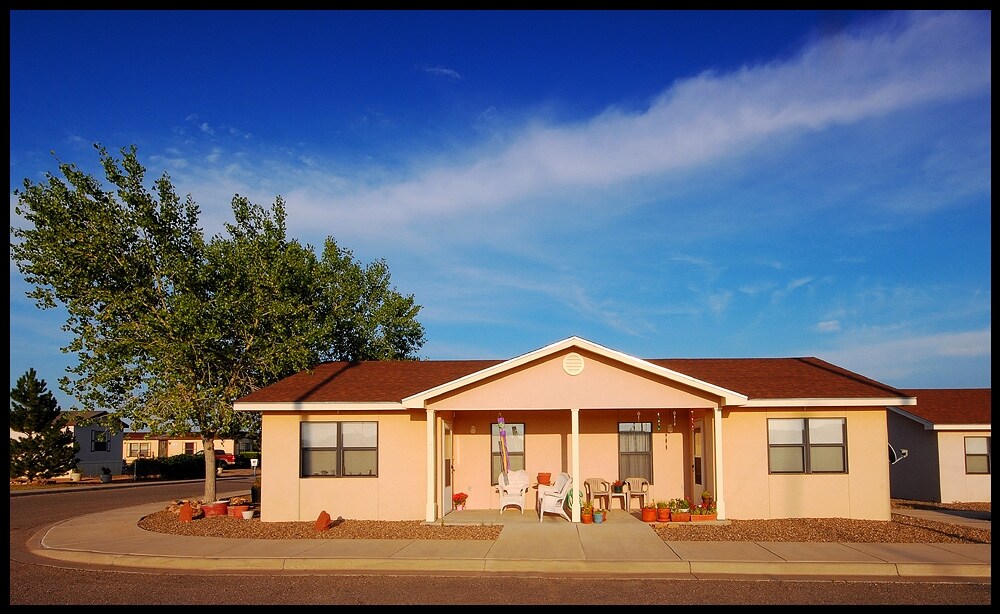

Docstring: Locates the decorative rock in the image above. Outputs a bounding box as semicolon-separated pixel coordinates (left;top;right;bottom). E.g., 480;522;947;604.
179;501;193;523
315;510;332;531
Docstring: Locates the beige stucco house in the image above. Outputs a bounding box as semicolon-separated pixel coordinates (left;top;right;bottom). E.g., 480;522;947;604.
122;432;245;464
888;388;991;503
234;336;917;524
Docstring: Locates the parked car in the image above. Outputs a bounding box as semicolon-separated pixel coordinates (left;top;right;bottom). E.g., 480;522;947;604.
194;449;237;470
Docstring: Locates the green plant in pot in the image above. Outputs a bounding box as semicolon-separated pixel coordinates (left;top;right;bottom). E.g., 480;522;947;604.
100;466;113;483
250;476;261;504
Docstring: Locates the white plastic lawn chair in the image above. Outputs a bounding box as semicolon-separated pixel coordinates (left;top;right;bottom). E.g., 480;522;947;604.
498;469;531;514
538;472;573;522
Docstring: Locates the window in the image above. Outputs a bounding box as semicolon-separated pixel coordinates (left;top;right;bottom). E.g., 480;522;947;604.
91;429;109;452
768;418;847;474
491;422;525;485
618;422;652;482
184;442;196;455
965;437;991;474
301;422;378;477
128;442;151;458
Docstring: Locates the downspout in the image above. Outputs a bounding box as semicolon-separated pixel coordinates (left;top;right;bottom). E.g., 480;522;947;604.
571;407;580;522
425;409;436;522
713;406;725;520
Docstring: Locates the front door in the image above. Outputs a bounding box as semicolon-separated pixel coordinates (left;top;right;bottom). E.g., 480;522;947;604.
692;419;706;499
442;422;453;516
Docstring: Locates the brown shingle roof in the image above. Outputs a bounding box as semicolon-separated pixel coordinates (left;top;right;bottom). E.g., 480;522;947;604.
898;388;992;425
236;356;910;404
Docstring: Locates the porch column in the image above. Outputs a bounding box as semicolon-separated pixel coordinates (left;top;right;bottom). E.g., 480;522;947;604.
425;409;436;522
571;407;580;522
713;406;725;520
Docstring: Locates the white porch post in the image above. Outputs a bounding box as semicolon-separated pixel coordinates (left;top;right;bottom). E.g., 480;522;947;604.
713;406;725;520
425;409;436;522
571;407;580;522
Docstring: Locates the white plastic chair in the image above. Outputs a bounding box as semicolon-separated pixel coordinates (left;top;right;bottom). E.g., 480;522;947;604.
625;477;650;511
497;469;531;514
584;477;611;510
538;472;573;522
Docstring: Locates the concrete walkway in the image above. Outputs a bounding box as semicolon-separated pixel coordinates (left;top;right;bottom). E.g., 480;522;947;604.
21;487;991;581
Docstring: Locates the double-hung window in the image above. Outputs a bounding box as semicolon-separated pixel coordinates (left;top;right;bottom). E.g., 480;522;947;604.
618;422;653;482
491;422;525;485
129;442;150;458
965;436;991;474
301;422;378;477
768;418;847;474
91;429;109;452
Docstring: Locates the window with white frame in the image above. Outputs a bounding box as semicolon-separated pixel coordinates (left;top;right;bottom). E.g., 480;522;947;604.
301;422;378;477
618;422;653;482
965;436;991;474
128;442;151;458
491;422;525;485
768;418;847;474
184;442;196;455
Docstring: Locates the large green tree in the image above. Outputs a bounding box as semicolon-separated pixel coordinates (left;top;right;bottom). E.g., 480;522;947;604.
9;368;80;481
10;144;425;502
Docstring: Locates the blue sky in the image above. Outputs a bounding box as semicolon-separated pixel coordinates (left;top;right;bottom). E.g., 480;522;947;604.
9;10;992;410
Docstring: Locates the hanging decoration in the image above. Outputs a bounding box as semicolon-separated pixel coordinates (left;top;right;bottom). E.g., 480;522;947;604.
497;414;510;472
656;412;662;432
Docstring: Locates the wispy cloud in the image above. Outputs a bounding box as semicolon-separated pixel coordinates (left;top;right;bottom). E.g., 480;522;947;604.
419;64;461;80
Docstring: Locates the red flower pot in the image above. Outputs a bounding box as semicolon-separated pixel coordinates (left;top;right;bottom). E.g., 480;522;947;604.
202;502;228;517
656;508;671;522
670;511;691;522
692;513;717;521
642;508;657;522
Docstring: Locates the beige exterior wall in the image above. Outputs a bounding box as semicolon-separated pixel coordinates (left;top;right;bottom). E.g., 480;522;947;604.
254;349;897;522
122;437;236;463
938;430;992;503
721;408;891;521
260;410;430;522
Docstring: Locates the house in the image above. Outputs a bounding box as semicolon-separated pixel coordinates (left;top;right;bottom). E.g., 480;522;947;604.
10;410;126;478
233;336;916;524
123;432;248;464
887;388;991;503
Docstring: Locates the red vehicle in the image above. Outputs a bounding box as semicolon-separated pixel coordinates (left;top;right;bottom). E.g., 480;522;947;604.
196;449;236;469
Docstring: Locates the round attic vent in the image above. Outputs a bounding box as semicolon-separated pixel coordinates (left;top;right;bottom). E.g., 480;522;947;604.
562;352;585;376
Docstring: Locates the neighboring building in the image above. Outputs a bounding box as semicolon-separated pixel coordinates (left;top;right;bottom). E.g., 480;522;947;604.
11;410;126;477
122;432;250;464
234;336;918;524
888;388;991;503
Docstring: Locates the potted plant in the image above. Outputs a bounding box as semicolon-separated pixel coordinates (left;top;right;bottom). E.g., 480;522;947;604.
452;492;469;510
250;476;261;504
68;467;82;482
611;479;624;493
581;500;594;524
701;490;713;506
593;507;606;524
670;498;692;522
100;466;113;483
641;499;657;522
655;499;671;522
691;501;718;521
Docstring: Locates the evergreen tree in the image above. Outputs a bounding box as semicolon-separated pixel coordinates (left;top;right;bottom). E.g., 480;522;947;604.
9;369;79;481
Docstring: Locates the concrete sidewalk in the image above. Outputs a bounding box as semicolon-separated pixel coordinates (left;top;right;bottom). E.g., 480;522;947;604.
24;489;991;581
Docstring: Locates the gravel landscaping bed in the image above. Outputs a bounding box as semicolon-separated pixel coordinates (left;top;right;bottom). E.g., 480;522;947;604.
137;499;989;544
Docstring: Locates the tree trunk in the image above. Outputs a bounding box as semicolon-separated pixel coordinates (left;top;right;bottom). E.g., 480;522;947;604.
203;438;217;503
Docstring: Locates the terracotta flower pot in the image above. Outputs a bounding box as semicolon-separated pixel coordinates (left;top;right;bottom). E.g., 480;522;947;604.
228;505;250;518
536;473;551;486
203;502;228;517
656;508;670;522
670;511;691;522
581;512;593;524
692;513;717;522
641;508;657;522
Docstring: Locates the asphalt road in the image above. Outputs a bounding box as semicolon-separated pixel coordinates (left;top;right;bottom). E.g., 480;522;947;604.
9;479;991;606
